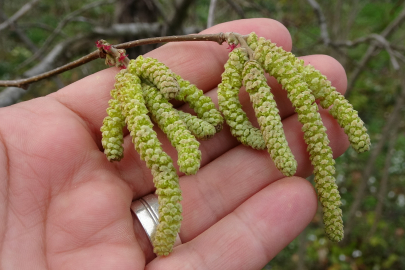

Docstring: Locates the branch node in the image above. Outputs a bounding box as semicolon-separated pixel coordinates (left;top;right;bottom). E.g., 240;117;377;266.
97;40;129;69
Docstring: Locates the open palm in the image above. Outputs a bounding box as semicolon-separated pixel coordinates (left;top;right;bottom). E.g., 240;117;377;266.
0;19;349;269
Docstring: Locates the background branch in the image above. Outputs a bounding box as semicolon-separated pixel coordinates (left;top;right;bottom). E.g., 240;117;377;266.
346;5;405;96
17;0;116;70
0;33;226;89
306;0;330;45
0;35;87;107
167;0;195;35
0;9;38;52
0;0;39;32
207;0;218;28
93;22;161;36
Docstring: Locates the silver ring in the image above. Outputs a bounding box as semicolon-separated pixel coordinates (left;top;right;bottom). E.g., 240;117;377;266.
131;194;182;248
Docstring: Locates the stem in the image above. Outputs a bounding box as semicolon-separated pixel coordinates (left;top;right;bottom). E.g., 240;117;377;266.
0;33;226;88
236;34;254;60
225;32;253;59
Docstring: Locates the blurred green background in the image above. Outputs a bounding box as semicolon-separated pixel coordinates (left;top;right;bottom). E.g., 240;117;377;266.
1;0;404;269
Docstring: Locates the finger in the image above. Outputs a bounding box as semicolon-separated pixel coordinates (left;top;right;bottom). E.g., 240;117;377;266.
49;18;292;142
147;177;317;270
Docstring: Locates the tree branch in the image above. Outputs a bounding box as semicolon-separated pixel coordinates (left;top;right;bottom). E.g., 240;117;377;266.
346;5;405;96
0;9;38;52
0;0;39;32
332;34;401;70
93;22;161;36
0;35;87;107
207;0;218;28
0;33;226;89
0;8;65;101
306;0;330;45
17;0;116;70
306;1;405;96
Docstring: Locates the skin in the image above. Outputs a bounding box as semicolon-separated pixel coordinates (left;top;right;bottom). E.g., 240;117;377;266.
0;19;349;269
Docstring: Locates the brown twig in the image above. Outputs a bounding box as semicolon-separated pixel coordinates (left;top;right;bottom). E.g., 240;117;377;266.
0;33;226;88
234;33;253;60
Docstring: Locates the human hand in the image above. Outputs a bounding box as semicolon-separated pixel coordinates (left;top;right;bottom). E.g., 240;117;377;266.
0;18;349;269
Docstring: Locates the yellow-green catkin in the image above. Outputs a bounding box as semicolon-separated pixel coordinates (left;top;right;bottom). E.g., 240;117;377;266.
302;64;370;152
141;83;202;175
247;32;370;153
218;48;266;150
152;166;183;256
175;75;224;132
252;37;344;242
128;57;180;100
242;60;297;176
115;70;182;256
100;85;125;161
177;110;216;140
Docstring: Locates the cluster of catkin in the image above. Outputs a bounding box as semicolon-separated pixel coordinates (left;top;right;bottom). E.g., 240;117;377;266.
100;56;223;256
100;31;371;255
218;32;371;242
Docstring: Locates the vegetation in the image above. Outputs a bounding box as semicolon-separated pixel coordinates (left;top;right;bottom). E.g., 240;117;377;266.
1;0;404;269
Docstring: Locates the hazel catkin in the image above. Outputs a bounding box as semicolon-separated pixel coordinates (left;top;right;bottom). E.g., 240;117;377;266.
114;70;182;256
128;56;180;100
175;75;224;132
242;60;297;176
218;48;266;150
252;36;344;241
141;82;202;175
177;110;217;140
247;32;370;153
100;80;126;161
